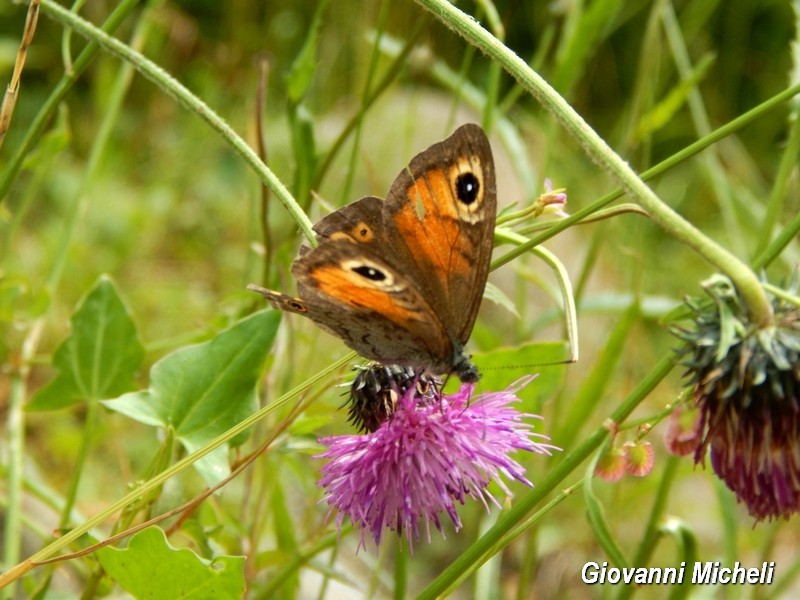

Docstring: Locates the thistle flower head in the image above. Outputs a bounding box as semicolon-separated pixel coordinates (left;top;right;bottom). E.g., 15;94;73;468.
344;364;440;432
673;274;800;521
318;373;557;549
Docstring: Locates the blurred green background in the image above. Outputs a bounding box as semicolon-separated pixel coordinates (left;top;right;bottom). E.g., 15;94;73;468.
2;0;799;597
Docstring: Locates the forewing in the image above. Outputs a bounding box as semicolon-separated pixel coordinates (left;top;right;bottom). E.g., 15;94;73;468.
291;239;452;367
383;123;496;344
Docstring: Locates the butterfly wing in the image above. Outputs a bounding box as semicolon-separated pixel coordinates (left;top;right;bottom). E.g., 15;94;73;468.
249;124;495;381
382;123;496;347
292;238;453;366
248;196;390;318
305;195;387;246
251;195;453;367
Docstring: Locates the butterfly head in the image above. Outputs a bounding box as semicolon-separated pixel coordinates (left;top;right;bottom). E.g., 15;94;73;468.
451;347;480;383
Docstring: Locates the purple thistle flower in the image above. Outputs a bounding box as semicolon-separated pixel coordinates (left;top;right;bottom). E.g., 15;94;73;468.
317;375;558;550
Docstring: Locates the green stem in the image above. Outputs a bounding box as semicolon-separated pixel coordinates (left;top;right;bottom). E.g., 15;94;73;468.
755;111;800;258
4;372;28;600
495;229;579;361
38;0;315;244
493;78;800;271
415;0;775;327
58;403;99;531
61;0;89;72
48;0;154;291
763;283;800;308
255;529;345;599
3;314;43;599
662;3;747;255
4;11;159;595
754;208;800;270
615;455;680;600
0;0;139;203
335;0;390;207
393;545;408;600
312;16;430;192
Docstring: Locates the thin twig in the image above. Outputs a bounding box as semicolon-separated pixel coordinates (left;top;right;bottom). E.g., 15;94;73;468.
0;0;41;150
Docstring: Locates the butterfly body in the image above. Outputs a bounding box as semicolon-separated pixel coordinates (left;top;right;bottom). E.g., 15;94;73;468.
250;123;496;383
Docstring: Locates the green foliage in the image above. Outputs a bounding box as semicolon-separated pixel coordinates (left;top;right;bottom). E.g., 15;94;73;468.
286;0;330;104
474;341;567;406
96;527;246;599
105;310;279;485
28;276;144;410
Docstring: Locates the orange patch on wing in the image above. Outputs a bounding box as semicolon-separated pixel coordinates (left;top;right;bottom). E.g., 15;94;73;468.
394;169;473;283
312;265;416;327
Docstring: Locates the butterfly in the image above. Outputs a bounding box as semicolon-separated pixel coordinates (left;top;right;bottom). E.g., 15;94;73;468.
249;123;496;382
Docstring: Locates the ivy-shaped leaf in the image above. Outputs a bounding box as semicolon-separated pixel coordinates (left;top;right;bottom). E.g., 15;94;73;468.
27;275;144;411
104;310;280;484
96;527;245;599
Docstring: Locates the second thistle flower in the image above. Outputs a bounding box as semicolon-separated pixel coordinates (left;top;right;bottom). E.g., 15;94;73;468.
672;274;800;521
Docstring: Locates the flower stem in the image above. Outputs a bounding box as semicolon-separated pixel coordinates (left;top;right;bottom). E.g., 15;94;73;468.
415;0;775;327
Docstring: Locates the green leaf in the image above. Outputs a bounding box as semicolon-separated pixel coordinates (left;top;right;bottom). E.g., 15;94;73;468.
483;281;520;318
28;275;144;411
103;310;279;484
635;52;715;140
286;0;330;103
96;527;245;599
470;341;567;405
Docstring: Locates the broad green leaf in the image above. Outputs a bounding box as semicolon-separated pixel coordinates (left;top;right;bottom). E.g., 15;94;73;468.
104;310;279;484
96;526;245;599
28;275;144;411
469;341;568;406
